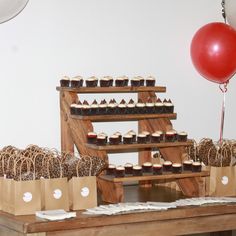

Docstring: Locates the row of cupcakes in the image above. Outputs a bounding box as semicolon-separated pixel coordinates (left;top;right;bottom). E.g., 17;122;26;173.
71;98;174;116
87;130;188;145
60;75;156;88
107;160;202;177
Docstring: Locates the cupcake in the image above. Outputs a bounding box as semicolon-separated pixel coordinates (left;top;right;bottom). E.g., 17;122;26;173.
127;99;136;114
142;162;153;173
131;76;141;87
108;76;114;86
71;76;83;88
98;132;108;143
107;99;118;114
87;132;97;144
96;134;107;146
123;133;133;144
183;160;193;171
137;133;147;143
154;98;164;114
109;134;120;145
114;131;122;143
165;131;176;142
145;76;156;87
142;131;151;142
106;164;116;175
85;76;98;87
115;77;125;87
124;163;133;175
122;76;129;86
81;100;91;116
75;101;83;115
172;163;182;174
136;99;146;114
132;165;143;176
151;132;161;143
60;76;70;87
90;100;99;115
145;98;155;114
163;161;172;172
70;103;77;115
115;166;125;178
192;161;202;172
153;164;163;175
177;131;188;142
163;99;174;113
118;99;127;114
98;99;108;115
100;76;111;87
154;131;164;141
135;76;144;86
127;130;136;143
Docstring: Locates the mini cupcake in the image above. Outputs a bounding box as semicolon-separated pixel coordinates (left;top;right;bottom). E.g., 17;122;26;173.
114;131;122;143
118;99;127;114
127;130;136;143
71;76;83;87
165;131;176;142
123;133;133;144
131;76;141;87
106;164;116;175
98;132;108;143
137;133;147;143
98;99;108;115
96;134;107;146
142;162;153;173
115;165;125;178
136;99;146;114
154;98;164;114
109;134;120;145
115;77;125;87
132;165;143;176
153;164;163;175
163;161;172;172
70;103;77;115
75;101;83;115
85;76;98;87
60;76;70;87
172;163;182;174
107;99;118;114
192;161;202;172
90;100;99;115
100;76;111;87
177;131;188;142
127;99;136;114
87;132;97;144
154;131;164;141
123;76;129;86
108;76;114;86
151;132;161;143
137;76;145;86
81;100;91;116
142;131;151;142
124;163;133;175
183;160;193;171
145;76;156;87
145;98;155;114
163;99;174;113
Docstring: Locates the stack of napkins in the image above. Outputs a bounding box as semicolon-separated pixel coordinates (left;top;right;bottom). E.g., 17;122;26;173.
36;209;76;221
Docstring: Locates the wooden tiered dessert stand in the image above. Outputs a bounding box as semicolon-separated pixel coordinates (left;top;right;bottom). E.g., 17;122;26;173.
57;85;209;203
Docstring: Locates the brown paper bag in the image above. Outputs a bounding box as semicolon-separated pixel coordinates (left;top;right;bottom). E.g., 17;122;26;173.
41;157;69;211
209;166;236;197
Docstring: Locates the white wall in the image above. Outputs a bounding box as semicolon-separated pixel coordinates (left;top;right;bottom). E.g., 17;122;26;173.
0;0;235;165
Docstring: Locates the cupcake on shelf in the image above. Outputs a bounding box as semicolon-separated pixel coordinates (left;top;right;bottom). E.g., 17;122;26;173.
124;163;133;175
137;76;145;86
183;160;193;171
114;131;122;143
151;132;161;143
98;132;108;143
87;132;97;144
70;103;77;115
127;99;136;114
98;99;108;115
192;161;202;172
123;133;133;144
107;99;118;114
118;99;127;114
71;76;83;88
60;76;70;87
109;134;120;145
131;76;141;87
115;76;125;87
154;130;164;141
142;131;151;142
100;76;111;87
163;161;172;172
142;162;153;173
177;131;188;142
154;98;164;114
122;76;129;86
106;164;116;175
136;99;146;114
132;165;143;176
75;101;83;115
127;130;136;143
115;165;125;178
145;76;156;87
81;100;91;116
165;130;176;142
137;133;147;143
96;134;107;146
163;99;174;113
153;164;163;175
146;97;155;114
85;76;98;87
172;163;182;174
90;100;99;115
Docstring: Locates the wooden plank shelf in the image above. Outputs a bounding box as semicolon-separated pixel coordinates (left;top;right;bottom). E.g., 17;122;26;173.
71;113;177;121
56;86;166;93
86;140;193;151
99;171;210;183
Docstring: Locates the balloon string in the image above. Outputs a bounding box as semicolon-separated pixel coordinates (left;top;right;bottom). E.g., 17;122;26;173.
219;83;227;144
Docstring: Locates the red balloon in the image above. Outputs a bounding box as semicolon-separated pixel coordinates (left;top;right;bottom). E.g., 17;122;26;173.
190;22;236;84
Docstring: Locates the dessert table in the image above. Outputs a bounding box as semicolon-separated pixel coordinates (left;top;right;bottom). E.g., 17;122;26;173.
0;185;234;236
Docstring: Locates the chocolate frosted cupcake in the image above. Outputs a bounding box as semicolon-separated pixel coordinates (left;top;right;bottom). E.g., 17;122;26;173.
154;98;164;114
153;164;163;175
163;161;172;172
115;166;125;178
136;99;146;114
142;162;153;173
115;77;125;87
177;131;188;142
127;99;136;114
183;160;193;171
87;132;97;144
137;133;147;143
75;101;83;115
100;76;111;87
151;132;161;143
131;76;141;87
81;100;91;116
109;134;120;145
60;76;70;87
85;76;98;87
165;131;175;142
96;134;107;146
98;99;108;115
132;165;143;176
114;131;122;143
172;163;182;174
118;99;127;114
71;76;83;87
106;164;116;175
107;99;118;114
163;99;174;113
142;131;151;142
123;133;133;144
124;163;133;175
90;100;99;115
70;103;77;115
146;76;156;87
146;98;155;114
127;130;136;143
